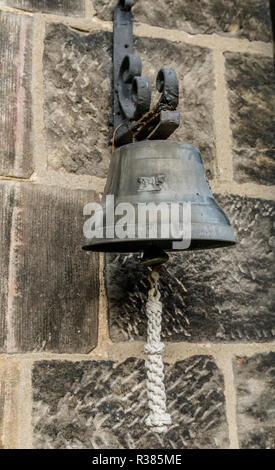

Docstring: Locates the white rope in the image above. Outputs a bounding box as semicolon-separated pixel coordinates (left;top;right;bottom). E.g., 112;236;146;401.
144;270;171;433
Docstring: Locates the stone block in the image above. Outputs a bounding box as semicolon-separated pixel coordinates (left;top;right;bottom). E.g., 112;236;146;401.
233;352;275;449
225;53;275;186
43;26;113;178
0;11;33;177
0;181;99;353
32;356;229;448
106;195;275;343
92;0;272;42
0;361;20;449
0;183;13;350
0;1;85;16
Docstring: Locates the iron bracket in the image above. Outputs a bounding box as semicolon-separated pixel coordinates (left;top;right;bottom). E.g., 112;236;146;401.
113;0;180;147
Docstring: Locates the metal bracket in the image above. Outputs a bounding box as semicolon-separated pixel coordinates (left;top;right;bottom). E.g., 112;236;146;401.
113;0;135;130
113;0;180;147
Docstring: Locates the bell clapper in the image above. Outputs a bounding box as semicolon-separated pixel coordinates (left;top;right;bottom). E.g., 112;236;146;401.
140;246;169;268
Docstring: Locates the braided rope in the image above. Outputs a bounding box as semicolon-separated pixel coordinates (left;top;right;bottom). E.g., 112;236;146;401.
144;270;171;433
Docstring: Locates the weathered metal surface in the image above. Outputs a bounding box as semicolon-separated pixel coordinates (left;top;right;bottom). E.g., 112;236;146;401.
83;141;235;252
114;67;180;145
156;68;179;111
113;104;161;146
117;54;151;121
114;106;179;146
148;110;180;140
113;1;134;130
113;0;179;145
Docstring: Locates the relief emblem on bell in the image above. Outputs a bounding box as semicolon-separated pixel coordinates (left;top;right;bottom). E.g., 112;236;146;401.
137;174;166;192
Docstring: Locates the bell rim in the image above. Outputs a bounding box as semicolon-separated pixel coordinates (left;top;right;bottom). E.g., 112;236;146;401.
83;221;236;252
82;238;236;253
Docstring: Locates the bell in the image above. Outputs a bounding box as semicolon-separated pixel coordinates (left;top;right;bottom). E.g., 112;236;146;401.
83;140;235;253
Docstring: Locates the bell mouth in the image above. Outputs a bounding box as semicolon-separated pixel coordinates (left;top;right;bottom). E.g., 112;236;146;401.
82;238;235;253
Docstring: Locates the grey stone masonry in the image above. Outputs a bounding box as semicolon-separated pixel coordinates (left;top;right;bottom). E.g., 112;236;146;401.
0;371;4;448
233;352;275;449
43;25;215;180
106;195;275;343
32;356;229;449
43;26;113;178
0;181;99;353
0;183;13;350
92;0;272;42
0;11;33;178
225;53;275;186
0;362;20;449
0;0;274;452
0;1;85;16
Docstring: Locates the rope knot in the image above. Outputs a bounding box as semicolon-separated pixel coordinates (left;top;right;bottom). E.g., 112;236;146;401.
146;413;172;427
144;341;164;355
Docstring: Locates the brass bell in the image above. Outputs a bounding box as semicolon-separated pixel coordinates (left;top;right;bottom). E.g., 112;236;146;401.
83;140;235;254
83;1;235;260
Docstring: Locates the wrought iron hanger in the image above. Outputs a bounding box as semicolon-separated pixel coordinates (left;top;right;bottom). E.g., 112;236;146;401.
113;0;180;148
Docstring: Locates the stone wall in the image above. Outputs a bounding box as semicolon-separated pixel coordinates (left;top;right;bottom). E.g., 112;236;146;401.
0;0;274;449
